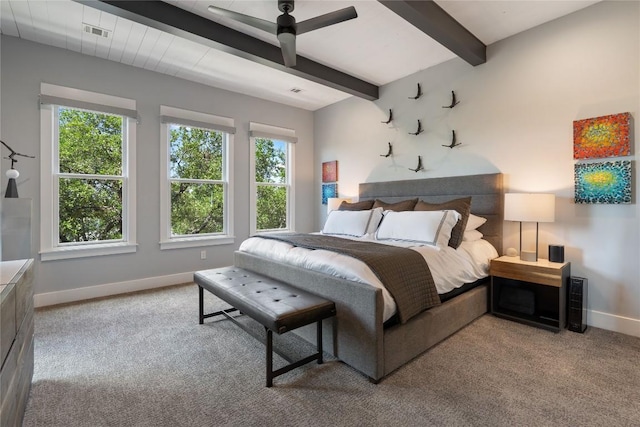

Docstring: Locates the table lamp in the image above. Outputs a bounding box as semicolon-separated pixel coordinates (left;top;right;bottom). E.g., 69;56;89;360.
327;197;350;214
504;193;555;262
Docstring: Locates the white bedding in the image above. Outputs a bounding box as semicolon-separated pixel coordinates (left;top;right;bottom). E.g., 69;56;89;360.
239;234;498;322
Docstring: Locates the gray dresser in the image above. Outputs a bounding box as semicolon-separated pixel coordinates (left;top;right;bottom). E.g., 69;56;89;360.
1;259;34;426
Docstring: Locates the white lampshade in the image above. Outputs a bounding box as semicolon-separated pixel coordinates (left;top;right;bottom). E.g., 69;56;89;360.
327;197;350;213
504;193;555;223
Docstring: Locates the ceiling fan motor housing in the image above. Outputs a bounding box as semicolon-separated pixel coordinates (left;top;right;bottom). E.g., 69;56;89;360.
278;0;295;13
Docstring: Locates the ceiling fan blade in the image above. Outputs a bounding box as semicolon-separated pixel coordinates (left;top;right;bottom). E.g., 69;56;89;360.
296;6;357;35
207;5;277;34
278;32;297;67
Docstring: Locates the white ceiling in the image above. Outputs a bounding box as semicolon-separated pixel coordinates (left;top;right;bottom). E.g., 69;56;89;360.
0;0;600;111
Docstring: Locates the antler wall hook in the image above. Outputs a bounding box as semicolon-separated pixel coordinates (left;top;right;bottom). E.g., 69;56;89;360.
442;91;460;109
380;142;393;158
409;120;423;136
408;83;422;100
409;155;424;172
442;130;461;148
381;109;393;124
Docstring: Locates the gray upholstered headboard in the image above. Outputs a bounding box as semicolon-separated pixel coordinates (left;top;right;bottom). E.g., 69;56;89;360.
359;173;504;254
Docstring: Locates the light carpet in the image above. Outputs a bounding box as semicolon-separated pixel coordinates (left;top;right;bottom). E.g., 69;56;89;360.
23;283;640;426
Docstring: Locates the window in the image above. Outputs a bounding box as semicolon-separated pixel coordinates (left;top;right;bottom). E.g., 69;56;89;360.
40;84;137;260
249;123;295;234
160;106;235;249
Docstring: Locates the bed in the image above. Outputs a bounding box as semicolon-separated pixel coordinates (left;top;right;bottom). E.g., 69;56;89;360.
234;173;504;382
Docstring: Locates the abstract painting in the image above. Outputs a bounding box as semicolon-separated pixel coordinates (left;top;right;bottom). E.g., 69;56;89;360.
574;160;631;204
573;112;631;159
322;183;337;205
322;160;338;183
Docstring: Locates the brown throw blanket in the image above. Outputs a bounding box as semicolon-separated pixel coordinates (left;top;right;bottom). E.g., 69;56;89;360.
256;233;440;323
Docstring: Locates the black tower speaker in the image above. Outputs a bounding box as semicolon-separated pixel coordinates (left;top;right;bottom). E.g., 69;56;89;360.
549;245;564;263
568;277;587;333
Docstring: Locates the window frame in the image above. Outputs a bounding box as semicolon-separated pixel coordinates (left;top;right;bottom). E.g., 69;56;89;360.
159;106;235;250
39;85;137;261
249;134;295;235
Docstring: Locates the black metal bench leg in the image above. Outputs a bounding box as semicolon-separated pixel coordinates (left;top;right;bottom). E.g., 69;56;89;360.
198;286;204;325
317;320;323;365
266;327;273;387
198;276;334;387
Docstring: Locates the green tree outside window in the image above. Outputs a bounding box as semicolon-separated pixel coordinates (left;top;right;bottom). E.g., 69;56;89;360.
58;111;291;242
255;138;288;231
58;108;124;243
169;124;225;236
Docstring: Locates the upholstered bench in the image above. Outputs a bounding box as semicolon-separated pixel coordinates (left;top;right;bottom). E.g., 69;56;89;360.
194;266;336;387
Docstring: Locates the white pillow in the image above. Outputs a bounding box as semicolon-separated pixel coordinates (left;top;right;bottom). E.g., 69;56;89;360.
322;209;373;237
375;210;461;248
366;207;384;234
463;229;484;242
465;214;487;231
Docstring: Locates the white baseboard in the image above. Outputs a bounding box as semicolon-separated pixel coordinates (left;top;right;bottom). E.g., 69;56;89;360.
33;271;195;308
588;309;640;338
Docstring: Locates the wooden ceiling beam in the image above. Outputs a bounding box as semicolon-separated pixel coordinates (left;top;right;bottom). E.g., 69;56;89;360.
378;0;486;66
75;0;379;101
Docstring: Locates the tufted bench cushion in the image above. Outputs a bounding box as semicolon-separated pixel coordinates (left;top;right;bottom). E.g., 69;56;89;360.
194;266;336;387
195;267;336;334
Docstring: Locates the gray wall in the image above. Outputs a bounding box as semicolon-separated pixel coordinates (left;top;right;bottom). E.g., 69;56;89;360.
314;1;640;334
0;36;315;296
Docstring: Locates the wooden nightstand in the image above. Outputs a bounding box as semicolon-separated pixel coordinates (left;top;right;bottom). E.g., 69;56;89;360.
490;256;570;332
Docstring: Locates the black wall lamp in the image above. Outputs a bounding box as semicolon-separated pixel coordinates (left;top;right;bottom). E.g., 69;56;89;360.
1;140;35;198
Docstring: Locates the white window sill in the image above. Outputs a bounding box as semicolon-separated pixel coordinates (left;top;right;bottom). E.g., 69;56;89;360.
40;242;138;261
160;236;235;250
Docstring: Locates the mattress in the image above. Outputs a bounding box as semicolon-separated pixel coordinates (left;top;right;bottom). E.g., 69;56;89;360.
239;235;498;322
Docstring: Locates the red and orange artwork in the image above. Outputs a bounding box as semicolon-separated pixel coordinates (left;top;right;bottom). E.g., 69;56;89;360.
573;112;631;159
322;160;338;183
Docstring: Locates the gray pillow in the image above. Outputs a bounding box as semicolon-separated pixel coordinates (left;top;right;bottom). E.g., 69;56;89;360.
372;198;418;212
338;200;374;211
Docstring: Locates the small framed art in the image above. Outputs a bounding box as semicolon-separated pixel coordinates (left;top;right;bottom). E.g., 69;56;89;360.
322;183;337;205
322;160;338;183
573;112;631;160
574;160;631;204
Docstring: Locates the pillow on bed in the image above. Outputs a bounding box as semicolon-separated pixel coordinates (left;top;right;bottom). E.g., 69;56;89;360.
414;197;471;249
372;198;418;211
465;213;487;231
366;207;384;234
322;209;376;237
338;200;374;211
375;210;461;248
463;229;484;242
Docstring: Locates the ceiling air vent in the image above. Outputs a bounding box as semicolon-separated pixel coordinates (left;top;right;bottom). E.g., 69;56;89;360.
83;24;111;39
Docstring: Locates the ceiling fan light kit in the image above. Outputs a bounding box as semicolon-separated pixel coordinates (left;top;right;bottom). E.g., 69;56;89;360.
208;0;358;67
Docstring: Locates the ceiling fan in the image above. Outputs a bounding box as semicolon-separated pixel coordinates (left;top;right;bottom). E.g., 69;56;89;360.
207;0;358;68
